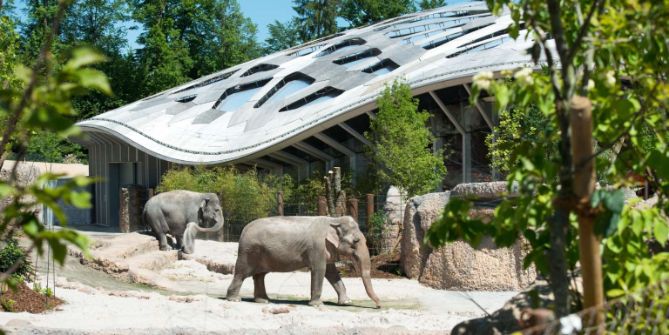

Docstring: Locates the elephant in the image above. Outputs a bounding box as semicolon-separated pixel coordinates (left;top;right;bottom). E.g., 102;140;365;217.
225;215;381;308
143;190;224;253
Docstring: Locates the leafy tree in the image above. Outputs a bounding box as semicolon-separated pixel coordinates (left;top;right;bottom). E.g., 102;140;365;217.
133;0;194;96
418;0;445;10
365;80;446;197
0;0;109;287
426;0;669;321
264;19;301;54
338;0;415;27
292;0;339;42
132;0;260;95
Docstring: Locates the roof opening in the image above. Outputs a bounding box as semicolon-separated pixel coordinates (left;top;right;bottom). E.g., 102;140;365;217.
446;35;511;58
213;78;272;112
333;48;382;65
241;64;279;77
175;94;197;103
316;38;366;57
279;87;344;112
171;69;238;95
362;59;400;75
254;73;315;108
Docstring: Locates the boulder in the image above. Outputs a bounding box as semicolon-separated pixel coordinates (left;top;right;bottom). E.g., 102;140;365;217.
400;188;536;291
451;182;518;200
377;186;405;255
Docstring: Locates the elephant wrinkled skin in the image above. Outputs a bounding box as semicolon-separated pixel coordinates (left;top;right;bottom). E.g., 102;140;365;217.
143;190;224;253
226;216;381;308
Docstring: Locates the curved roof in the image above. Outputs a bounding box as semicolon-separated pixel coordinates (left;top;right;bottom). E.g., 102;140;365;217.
78;2;534;165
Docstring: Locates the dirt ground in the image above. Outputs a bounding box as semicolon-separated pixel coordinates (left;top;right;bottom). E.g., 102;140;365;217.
0;232;518;334
0;282;62;313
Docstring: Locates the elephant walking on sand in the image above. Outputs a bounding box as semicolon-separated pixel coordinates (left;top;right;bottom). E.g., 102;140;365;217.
143;190;224;253
226;216;381;308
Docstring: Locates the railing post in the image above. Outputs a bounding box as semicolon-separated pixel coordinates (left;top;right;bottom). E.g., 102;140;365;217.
317;196;327;216
366;193;374;227
347;198;358;222
277;191;284;216
570;96;604;330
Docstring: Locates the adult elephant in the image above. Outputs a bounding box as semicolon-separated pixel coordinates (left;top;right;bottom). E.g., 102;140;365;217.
226;216;381;308
143;190;224;253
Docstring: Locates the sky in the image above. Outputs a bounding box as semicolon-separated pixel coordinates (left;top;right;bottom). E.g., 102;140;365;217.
239;0;296;42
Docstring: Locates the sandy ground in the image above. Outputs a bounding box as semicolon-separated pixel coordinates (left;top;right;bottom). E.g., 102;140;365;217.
0;232;517;334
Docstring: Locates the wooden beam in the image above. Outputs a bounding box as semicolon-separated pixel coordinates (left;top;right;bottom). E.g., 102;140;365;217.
293;142;336;162
429;91;465;135
339;123;372;147
463;84;494;130
268;151;308;166
313;133;355;157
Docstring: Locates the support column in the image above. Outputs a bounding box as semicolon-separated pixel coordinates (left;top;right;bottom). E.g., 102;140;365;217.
462;105;472;183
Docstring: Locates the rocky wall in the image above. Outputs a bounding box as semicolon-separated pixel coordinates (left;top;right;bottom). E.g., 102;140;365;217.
400;184;536;291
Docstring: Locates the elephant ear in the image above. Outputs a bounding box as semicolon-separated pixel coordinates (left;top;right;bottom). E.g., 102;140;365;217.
325;226;340;248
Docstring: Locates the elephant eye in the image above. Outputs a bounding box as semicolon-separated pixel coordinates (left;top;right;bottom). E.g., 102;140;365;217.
353;236;360;243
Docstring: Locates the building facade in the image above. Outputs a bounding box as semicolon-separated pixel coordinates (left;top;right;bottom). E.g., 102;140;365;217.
76;2;538;226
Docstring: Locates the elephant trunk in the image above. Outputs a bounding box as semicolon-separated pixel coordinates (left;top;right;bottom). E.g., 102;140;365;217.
354;237;381;308
192;213;224;233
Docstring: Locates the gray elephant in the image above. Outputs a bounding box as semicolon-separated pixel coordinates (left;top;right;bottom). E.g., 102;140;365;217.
226;216;381;308
143;190;224;253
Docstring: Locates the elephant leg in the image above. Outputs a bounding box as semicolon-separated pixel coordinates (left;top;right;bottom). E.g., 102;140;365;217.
253;273;269;303
158;233;170;251
308;264;327;306
175;235;183;250
227;255;254;302
325;263;351;305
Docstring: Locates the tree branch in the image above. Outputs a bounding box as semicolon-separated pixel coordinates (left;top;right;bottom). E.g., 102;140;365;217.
566;0;603;66
0;2;69;171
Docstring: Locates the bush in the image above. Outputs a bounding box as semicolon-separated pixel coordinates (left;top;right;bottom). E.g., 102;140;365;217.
0;238;32;280
157;166;293;224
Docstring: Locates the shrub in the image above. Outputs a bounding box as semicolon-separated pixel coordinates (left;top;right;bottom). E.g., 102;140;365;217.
0;298;16;312
157;166;294;224
0;238;32;280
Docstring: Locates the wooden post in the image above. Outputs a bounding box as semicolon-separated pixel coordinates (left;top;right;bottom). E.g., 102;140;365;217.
366;193;374;227
570;96;604;329
317;196;328;216
277;191;284;216
347;198;358;222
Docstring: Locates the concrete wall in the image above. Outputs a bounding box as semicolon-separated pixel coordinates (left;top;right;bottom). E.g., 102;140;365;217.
86;132;171;227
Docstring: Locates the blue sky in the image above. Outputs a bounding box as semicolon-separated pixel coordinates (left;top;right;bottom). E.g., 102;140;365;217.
240;0;296;42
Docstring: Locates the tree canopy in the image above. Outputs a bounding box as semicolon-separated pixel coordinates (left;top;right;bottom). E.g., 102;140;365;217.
365;80;446;197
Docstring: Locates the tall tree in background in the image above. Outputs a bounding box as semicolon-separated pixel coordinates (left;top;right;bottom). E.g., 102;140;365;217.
292;0;339;42
365;80;446;197
133;0;194;96
133;0;259;95
264;19;301;54
418;0;445;10
338;0;414;27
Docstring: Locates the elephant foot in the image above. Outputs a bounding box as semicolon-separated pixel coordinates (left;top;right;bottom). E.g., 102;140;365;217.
159;245;172;251
226;295;241;302
337;298;352;305
254;297;269;304
308;299;323;307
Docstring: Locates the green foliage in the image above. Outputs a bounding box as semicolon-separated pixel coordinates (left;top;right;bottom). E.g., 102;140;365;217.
133;0;260;95
338;0;415;27
419;0;446;10
0;20;104;284
265;19;302;54
0;239;32;280
157;167;294;224
0;298;16;312
486;105;555;174
292;0;339;42
428;0;669;316
365;80;446;197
